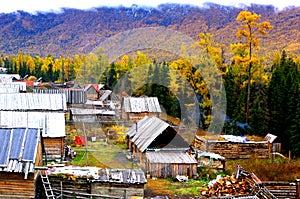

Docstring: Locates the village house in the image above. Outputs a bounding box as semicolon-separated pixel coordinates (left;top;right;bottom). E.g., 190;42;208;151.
46;166;146;198
193;134;277;159
84;84;100;100
0;93;67;161
0;128;43;199
127;116;197;178
122;96;161;122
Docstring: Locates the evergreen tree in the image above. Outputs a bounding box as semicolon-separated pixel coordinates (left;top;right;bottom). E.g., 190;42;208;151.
268;51;299;154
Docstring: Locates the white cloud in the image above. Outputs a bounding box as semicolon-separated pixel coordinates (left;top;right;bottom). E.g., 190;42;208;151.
0;0;299;13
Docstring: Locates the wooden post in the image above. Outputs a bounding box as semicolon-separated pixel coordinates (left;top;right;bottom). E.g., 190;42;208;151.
296;179;300;199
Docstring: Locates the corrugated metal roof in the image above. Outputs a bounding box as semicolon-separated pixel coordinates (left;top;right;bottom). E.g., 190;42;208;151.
0;93;67;111
70;108;115;116
0;111;65;137
0;128;39;179
99;90;112;101
94;169;147;184
131;116;169;152
126;116;150;138
146;151;197;164
33;88;86;104
123;97;161;113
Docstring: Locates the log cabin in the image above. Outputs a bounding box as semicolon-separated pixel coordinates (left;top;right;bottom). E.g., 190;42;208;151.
122;96;161;122
0;128;43;199
127;116;197;178
0;93;67;161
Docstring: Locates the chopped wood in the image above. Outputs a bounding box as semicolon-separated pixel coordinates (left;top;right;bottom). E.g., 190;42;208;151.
201;166;276;198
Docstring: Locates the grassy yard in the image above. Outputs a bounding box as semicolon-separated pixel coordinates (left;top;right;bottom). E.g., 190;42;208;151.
71;139;141;169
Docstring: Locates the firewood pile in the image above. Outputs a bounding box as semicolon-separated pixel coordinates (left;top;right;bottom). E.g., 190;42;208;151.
201;166;277;198
201;175;252;197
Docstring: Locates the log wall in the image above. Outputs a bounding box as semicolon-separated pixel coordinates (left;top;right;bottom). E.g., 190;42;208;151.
43;137;65;160
91;183;144;198
146;162;197;178
0;173;38;199
263;181;300;198
48;175;144;199
193;136;270;159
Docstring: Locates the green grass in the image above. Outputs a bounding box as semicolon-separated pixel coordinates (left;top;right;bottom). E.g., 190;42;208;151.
71;139;140;169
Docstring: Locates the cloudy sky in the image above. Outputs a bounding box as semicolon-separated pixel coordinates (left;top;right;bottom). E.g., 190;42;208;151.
0;0;299;13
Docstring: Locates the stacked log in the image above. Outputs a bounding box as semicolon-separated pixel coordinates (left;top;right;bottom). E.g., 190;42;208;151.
201;166;276;198
201;175;252;197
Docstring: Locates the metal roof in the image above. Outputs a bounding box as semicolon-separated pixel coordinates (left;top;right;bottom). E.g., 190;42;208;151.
0;93;67;111
0;128;40;179
33;88;86;104
70;108;115;116
123;97;161;113
99;90;112;101
0;111;65;137
130;116;169;152
94;169;147;184
126;116;150;138
146;151;197;164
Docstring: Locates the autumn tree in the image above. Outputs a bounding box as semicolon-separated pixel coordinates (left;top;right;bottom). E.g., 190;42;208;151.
232;10;273;123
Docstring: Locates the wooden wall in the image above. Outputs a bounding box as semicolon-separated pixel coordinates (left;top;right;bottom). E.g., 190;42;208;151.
91;183;144;198
122;112;160;122
43;137;65;161
48;175;145;199
0;173;38;199
146;162;197;178
193;137;270;159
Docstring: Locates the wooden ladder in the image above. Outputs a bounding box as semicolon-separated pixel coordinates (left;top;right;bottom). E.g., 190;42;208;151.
41;174;56;199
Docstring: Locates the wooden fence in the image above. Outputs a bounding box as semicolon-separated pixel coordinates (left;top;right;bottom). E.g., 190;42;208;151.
263;180;300;199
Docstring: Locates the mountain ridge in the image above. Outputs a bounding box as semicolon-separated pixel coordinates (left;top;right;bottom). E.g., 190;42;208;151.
0;3;299;58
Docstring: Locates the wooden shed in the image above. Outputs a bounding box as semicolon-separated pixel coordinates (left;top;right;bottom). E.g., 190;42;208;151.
47;166;146;199
84;84;99;100
0;93;67;161
127;116;197;178
122;96;161;122
193;135;271;159
145;150;197;178
0;128;43;199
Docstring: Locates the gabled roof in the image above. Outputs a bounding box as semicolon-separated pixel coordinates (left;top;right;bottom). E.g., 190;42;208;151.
0;93;67;111
127;116;189;152
84;84;99;92
0;128;40;179
129;116;169;152
123;96;161;113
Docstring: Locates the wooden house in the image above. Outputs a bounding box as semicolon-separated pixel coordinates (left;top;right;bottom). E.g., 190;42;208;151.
122;96;161;122
127;116;197;178
47;166;146;199
84;84;99;100
0;128;43;199
0;93;67;161
193;135;272;159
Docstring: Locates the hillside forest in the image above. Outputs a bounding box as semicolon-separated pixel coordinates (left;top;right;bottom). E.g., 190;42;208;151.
1;11;299;157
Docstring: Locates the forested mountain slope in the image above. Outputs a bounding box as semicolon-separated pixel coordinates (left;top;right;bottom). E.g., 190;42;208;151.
0;3;299;57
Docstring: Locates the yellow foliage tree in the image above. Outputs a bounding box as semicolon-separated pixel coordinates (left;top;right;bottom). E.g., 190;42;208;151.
232;10;273;123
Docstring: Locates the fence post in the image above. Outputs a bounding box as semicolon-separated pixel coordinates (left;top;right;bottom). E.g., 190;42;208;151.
296;179;300;199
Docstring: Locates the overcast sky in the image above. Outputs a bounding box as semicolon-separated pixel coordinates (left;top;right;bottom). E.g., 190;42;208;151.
0;0;299;13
